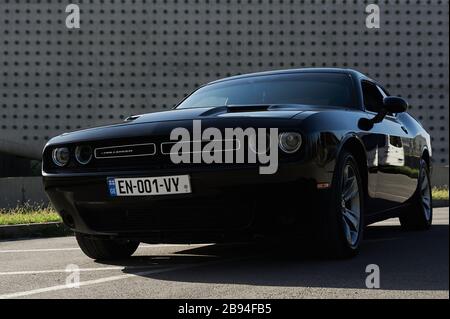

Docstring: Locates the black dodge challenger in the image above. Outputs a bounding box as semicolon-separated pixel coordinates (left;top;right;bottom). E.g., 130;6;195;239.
42;68;433;260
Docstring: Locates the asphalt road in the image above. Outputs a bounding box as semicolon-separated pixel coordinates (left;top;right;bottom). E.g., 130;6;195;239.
0;208;448;299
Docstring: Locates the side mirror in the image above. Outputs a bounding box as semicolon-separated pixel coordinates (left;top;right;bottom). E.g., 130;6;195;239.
358;96;408;131
383;96;408;114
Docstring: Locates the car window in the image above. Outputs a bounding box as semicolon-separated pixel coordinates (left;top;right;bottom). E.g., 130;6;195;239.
177;73;357;109
361;81;384;113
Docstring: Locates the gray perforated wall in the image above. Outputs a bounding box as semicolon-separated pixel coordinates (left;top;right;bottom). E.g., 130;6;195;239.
0;0;448;164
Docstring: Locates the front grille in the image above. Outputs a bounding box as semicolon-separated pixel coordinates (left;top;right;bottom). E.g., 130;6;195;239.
94;143;156;159
44;136;265;173
78;197;255;232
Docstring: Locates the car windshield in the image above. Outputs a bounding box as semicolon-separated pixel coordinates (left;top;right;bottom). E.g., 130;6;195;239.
176;73;356;109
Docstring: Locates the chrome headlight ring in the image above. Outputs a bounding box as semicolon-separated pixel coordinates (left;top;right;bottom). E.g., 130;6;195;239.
279;132;302;154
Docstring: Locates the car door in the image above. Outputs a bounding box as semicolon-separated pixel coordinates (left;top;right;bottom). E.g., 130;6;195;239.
361;80;417;211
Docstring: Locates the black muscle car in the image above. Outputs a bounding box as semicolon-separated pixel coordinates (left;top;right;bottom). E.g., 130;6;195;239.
42;68;433;260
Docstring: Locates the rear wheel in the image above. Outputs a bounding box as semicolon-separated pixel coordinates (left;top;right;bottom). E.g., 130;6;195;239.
75;233;140;260
399;160;433;230
316;151;364;258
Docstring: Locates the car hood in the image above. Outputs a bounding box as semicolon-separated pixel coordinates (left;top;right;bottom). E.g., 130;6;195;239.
46;105;340;145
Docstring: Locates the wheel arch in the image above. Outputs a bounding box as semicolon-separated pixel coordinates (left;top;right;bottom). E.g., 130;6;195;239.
337;135;369;201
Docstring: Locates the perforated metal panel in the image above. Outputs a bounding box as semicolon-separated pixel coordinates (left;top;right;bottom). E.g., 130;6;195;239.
0;0;448;164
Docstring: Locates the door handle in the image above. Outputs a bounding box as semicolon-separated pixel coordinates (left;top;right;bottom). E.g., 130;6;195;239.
401;126;408;134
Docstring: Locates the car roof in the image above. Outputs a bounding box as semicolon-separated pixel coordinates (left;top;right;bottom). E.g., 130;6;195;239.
207;68;372;85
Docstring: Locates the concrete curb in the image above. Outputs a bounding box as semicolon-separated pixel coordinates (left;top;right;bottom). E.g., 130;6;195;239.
434;200;449;208
0;222;72;240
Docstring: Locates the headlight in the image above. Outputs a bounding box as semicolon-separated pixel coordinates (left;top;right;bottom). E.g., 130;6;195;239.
279;132;302;154
75;145;93;165
52;147;70;167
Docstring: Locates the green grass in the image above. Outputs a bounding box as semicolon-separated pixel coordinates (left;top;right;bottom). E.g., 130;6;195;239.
433;187;449;201
0;204;61;226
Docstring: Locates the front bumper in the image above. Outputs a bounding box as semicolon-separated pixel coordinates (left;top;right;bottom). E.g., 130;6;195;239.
43;163;332;241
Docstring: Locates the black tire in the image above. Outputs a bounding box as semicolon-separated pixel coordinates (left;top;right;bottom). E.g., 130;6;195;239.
316;151;365;259
75;233;140;260
399;159;433;230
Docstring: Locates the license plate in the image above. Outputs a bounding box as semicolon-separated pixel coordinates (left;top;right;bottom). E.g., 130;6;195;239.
107;175;191;197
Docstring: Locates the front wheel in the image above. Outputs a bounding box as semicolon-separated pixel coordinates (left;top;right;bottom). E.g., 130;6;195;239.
399;160;433;230
75;233;140;261
316;151;365;259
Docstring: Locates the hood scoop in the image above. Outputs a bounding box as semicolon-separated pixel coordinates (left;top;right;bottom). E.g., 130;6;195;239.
196;104;306;119
226;104;308;113
199;104;295;117
226;104;272;113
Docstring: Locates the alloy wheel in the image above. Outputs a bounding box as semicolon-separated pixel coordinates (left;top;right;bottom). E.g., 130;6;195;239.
420;167;432;221
341;163;361;247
